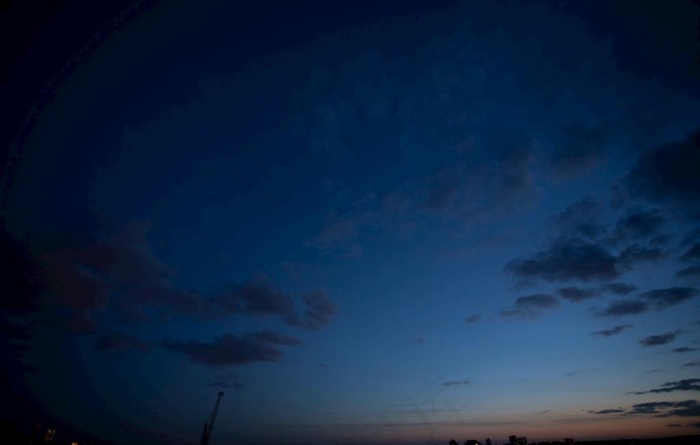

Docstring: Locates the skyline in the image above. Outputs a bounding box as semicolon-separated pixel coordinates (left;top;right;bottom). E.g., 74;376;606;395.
1;1;699;445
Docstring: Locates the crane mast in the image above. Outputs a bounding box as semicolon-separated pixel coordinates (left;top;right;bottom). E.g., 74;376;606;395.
200;391;224;445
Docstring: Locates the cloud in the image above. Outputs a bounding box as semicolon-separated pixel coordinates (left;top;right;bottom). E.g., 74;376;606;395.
666;400;700;417
639;330;681;347
213;274;295;316
684;361;700;367
94;333;151;352
680;243;700;262
548;122;610;180
505;237;618;283
595;299;649;317
635;379;700;395
604;282;637;295
559;283;638;303
500;293;559;319
443;380;470;387
617;244;665;267
612;209;665;243
29;221;338;338
305;216;358;251
558;286;600;302
677;265;700;278
36;221;206;330
672;347;698;353
417;132;539;223
465;314;482;324
552;198;605;240
286;289;338;330
594;287;697;318
629;401;677;414
591;325;633;337
590;409;625;415
249;329;303;346
640;287;699;310
162;330;302;366
624;127;700;208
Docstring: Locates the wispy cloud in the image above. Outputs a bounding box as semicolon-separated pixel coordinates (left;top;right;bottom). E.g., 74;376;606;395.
443;380;470;387
634;379;700;395
591;325;633;337
465;314;482;324
639;330;681;347
640;287;699;310
505;237;618;283
593;287;698;318
162;330;302;366
592;399;700;417
672;347;698;353
595;300;649;317
500;294;559;320
286;289;338;330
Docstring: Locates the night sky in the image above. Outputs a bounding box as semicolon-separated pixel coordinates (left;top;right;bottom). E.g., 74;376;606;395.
2;1;700;445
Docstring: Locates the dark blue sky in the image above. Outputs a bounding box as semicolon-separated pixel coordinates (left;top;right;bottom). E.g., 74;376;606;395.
2;1;700;445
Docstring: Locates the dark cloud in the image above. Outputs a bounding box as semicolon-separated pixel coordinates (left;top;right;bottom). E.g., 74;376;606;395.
559;283;637;302
443;380;470;387
624;127;700;207
249;329;302;346
213;274;295;316
629;401;677;414
36;221;206;330
552;198;605;240
681;227;700;246
591;325;633;337
548;123;610;180
305;216;358;251
591;409;625;415
558;286;600;302
594;288;695;317
500;294;559;319
612;209;664;243
615;399;700;417
677;265;700;278
23;222;337;337
596;300;649;317
286;289;337;330
417;133;539;223
617;244;665;267
603;282;637;295
465;314;482;324
635;379;700;395
684;361;700;367
640;287;699;310
666;400;700;417
162;330;301;366
673;347;698;353
639;331;681;347
680;243;700;262
505;237;618;283
94;333;151;352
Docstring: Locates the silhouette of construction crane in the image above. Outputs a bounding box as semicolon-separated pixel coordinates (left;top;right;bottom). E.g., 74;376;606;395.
200;391;224;445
